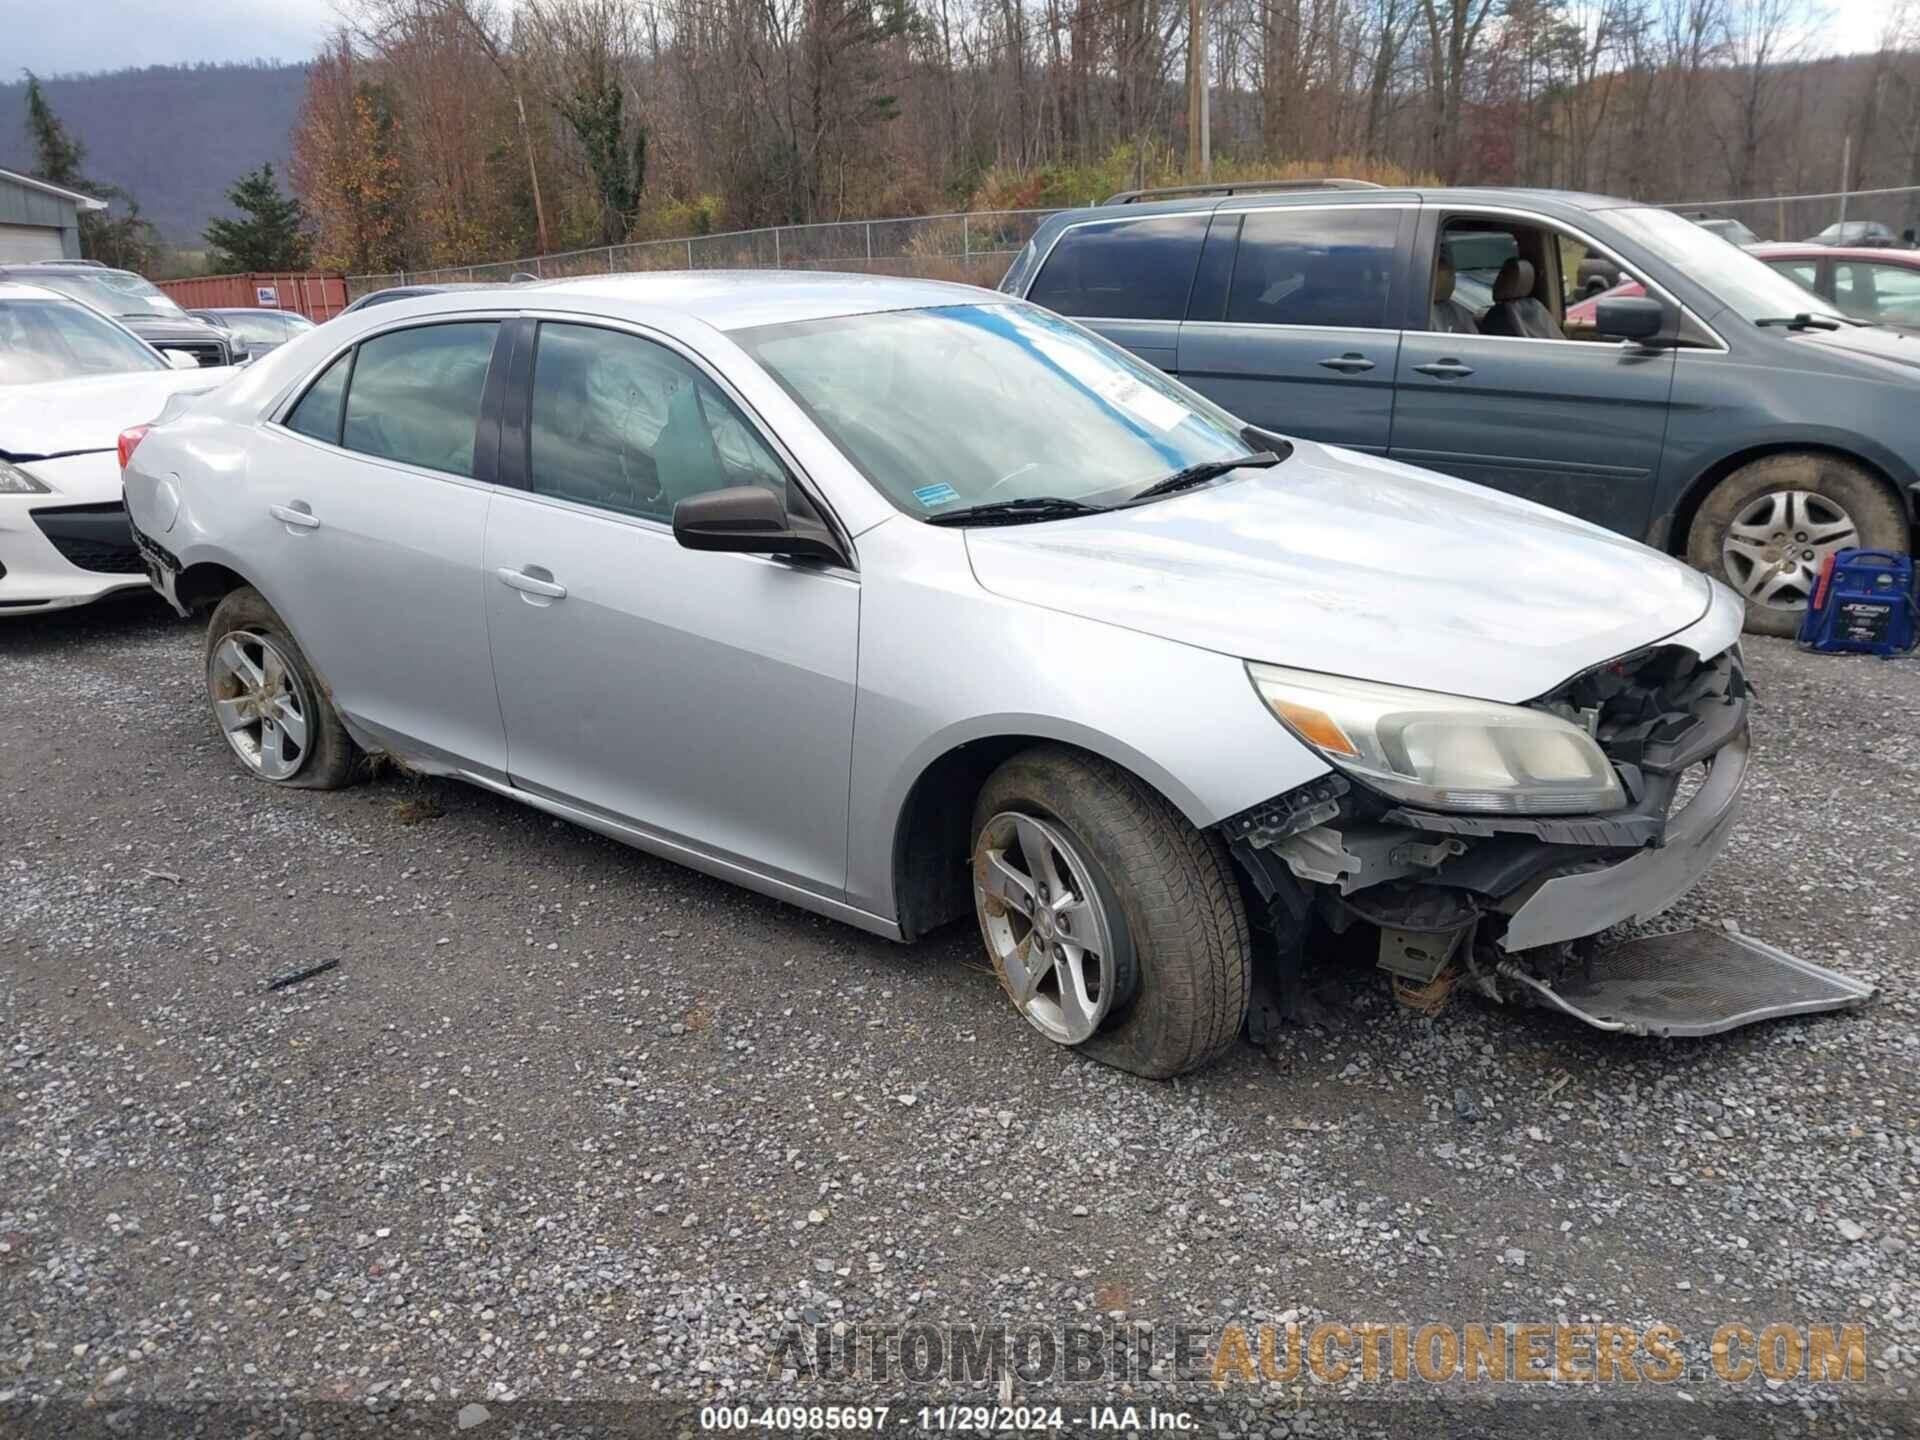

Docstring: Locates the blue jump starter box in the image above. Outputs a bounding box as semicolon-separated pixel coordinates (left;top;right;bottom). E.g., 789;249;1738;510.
1796;549;1917;657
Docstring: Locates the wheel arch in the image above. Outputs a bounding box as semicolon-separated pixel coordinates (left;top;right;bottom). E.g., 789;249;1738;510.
1657;439;1917;557
885;721;1216;942
174;559;252;614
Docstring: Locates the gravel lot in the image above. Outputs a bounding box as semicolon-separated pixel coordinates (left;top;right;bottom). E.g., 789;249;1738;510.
2;593;1916;1439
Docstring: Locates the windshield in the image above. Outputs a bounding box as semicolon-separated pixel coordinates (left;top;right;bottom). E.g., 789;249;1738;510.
1608;206;1845;323
0;297;165;383
34;269;187;320
224;310;310;344
735;304;1258;516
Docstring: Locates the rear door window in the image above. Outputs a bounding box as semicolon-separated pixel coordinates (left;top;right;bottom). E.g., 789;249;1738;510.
340;322;500;478
285;350;351;443
1027;215;1208;321
1226;207;1401;328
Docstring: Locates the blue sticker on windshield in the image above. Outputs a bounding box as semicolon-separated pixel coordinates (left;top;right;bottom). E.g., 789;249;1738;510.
913;482;961;508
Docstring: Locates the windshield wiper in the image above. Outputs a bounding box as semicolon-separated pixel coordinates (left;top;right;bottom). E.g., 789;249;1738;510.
1754;313;1845;331
923;495;1109;527
1124;450;1282;506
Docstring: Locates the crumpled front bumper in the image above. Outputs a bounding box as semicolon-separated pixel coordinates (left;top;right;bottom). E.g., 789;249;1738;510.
1498;723;1750;951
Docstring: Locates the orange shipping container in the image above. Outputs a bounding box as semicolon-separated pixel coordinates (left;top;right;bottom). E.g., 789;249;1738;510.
154;271;351;323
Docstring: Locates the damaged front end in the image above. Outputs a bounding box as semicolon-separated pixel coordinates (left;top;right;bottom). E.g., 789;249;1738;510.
1226;645;1874;1037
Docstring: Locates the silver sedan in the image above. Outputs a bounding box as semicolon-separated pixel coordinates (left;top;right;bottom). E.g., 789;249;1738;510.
123;273;1774;1077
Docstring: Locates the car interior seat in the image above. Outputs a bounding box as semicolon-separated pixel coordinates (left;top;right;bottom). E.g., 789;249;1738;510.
1480;258;1563;339
1430;255;1479;333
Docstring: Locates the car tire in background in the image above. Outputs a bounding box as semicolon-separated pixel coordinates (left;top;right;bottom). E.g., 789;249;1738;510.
1687;452;1910;638
970;745;1250;1079
205;586;360;788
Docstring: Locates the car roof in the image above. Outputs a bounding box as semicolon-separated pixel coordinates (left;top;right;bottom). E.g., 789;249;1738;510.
474;269;998;332
1039;185;1637;226
0;280;80;302
1750;242;1920;263
0;262;139;277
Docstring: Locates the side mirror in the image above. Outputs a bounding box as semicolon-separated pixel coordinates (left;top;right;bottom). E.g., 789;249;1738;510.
672;485;846;565
1595;295;1667;343
165;349;202;370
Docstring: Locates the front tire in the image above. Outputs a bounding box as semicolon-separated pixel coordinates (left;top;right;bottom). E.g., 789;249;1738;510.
205;587;359;788
970;746;1250;1079
1686;453;1909;638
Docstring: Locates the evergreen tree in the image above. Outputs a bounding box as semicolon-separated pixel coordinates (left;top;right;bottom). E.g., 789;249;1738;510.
24;74;85;187
21;72;158;270
204;164;311;271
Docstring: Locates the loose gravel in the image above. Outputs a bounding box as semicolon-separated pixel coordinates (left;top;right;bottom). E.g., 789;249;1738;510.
2;594;1915;1438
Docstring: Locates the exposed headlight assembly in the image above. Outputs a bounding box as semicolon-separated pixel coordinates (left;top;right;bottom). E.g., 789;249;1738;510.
1248;662;1625;815
0;458;52;494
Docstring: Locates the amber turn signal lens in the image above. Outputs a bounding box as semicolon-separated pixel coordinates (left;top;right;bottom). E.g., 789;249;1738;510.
1270;699;1359;758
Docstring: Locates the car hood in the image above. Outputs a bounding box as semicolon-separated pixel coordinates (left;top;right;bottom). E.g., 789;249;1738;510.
963;442;1714;703
0;368;234;462
1780;321;1920;374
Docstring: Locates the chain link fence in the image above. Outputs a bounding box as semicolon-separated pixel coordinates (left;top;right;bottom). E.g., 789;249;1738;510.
345;186;1920;300
346;209;1059;299
1660;185;1920;245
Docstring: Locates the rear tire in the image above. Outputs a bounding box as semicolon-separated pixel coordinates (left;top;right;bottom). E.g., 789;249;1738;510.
1686;453;1909;638
205;587;359;789
970;746;1250;1079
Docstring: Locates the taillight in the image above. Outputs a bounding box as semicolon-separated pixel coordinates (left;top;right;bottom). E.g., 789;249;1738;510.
117;425;151;471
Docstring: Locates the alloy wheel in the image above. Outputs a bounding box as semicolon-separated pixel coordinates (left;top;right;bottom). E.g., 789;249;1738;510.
973;811;1122;1045
1720;488;1860;612
208;629;314;782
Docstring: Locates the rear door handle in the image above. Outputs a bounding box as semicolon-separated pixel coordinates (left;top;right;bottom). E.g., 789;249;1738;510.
1317;353;1375;374
269;502;320;530
495;566;567;600
1414;360;1475;379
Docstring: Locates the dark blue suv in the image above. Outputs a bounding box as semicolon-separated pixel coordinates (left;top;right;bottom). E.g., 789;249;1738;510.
1000;183;1920;635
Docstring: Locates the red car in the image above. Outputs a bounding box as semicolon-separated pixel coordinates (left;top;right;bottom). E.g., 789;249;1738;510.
1568;244;1920;330
1746;243;1920;327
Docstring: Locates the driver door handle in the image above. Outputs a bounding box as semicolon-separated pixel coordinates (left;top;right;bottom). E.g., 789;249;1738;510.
1317;353;1375;374
1414;360;1475;379
496;566;567;600
269;502;320;530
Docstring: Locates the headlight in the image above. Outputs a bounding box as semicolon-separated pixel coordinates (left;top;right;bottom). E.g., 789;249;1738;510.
0;458;52;494
1247;662;1625;815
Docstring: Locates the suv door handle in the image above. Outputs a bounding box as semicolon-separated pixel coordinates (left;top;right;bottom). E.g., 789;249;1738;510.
496;566;567;600
1317;353;1375;374
1414;360;1475;379
269;502;320;530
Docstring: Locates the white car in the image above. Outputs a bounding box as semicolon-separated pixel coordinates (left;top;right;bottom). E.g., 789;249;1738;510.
0;281;231;614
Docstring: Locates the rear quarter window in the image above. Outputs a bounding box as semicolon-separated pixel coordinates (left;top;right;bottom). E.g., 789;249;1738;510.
1026;214;1208;321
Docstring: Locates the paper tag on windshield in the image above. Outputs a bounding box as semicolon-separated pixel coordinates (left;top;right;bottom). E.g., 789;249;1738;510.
1096;372;1187;432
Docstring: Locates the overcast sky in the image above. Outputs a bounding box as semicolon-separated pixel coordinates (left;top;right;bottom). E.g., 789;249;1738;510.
4;0;1909;76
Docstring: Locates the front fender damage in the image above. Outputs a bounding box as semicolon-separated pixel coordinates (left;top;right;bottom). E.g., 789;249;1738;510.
1223;644;1875;1037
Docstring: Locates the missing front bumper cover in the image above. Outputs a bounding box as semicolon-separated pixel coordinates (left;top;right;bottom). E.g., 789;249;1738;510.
1492;928;1876;1036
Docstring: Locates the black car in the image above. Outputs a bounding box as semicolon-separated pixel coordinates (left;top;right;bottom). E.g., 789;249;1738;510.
0;262;245;366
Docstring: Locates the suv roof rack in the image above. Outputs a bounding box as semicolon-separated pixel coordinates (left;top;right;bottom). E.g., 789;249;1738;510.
31;258;108;268
1100;178;1384;206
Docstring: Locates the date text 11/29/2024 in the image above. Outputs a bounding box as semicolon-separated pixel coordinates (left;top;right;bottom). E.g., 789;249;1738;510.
699;1405;1194;1432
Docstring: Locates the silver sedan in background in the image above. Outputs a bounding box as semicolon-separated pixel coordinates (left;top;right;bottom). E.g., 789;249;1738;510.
122;273;1848;1078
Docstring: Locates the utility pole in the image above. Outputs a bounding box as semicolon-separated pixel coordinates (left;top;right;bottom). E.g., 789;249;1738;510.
1187;0;1210;177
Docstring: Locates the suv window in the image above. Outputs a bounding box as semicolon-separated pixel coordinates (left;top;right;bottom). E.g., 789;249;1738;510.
286;350;351;443
1027;215;1208;321
528;322;789;523
1225;207;1400;328
341;322;499;477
